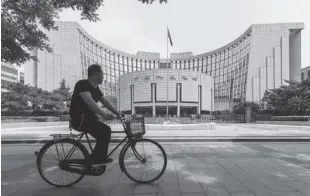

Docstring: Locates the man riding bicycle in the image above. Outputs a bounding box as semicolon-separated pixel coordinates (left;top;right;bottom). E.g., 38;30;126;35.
69;64;123;166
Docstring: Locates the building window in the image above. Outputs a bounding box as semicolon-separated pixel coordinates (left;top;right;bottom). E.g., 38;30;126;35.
194;59;198;71
172;61;175;69
146;61;149;69
140;60;144;70
155;61;159;69
301;72;304;81
189;60;193;70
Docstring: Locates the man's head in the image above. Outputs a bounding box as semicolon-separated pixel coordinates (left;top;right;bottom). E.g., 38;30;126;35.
88;64;103;85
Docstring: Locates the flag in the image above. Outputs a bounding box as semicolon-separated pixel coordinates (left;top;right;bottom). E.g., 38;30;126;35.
167;27;173;46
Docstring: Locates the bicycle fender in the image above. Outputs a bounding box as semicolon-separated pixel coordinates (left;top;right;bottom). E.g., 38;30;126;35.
119;142;131;172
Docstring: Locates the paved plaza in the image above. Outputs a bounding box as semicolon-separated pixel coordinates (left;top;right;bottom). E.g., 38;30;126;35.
2;142;310;196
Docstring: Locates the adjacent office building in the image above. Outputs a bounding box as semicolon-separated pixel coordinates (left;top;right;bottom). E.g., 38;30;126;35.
24;21;304;112
1;62;24;92
1;62;19;85
301;66;310;81
19;72;24;84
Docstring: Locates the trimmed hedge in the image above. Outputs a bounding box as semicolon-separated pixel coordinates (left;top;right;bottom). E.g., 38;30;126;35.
1;116;60;123
255;115;273;121
60;115;70;121
1;110;69;116
270;116;310;121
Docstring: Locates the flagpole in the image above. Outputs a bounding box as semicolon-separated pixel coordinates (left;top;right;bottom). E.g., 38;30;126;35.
166;26;169;117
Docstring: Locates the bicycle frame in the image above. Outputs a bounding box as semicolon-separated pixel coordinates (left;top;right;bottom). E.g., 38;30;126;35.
60;118;144;166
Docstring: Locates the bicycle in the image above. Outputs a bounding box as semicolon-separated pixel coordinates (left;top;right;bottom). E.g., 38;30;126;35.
35;116;167;187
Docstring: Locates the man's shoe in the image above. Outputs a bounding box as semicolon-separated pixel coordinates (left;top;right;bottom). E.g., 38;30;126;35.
92;158;113;167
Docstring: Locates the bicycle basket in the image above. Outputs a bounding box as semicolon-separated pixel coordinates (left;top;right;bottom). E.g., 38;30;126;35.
126;117;145;137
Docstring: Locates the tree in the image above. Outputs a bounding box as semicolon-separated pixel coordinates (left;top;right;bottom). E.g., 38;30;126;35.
261;80;310;115
53;79;71;101
233;101;259;115
1;91;29;112
1;0;167;65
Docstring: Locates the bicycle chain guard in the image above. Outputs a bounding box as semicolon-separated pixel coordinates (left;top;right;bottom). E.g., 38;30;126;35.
89;165;106;176
59;160;106;176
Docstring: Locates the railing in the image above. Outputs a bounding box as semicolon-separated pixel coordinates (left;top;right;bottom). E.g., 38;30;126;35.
133;114;245;124
253;115;310;122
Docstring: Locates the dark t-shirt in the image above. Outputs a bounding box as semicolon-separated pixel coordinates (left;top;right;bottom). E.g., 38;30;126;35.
69;79;103;126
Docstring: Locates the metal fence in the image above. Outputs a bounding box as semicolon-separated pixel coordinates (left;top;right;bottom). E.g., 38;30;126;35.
94;113;246;124
142;114;245;124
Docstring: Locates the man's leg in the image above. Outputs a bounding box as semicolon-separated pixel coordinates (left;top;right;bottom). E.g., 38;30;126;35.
86;121;112;163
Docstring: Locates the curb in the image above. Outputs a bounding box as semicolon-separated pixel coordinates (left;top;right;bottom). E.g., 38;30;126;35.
2;137;310;144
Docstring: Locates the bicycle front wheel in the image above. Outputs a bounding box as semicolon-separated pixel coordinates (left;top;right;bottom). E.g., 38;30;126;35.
120;138;167;183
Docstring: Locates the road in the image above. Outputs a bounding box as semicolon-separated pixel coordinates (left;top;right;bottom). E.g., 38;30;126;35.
2;142;310;196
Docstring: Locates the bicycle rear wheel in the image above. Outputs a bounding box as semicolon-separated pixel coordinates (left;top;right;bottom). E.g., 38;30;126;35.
120;138;167;183
36;138;89;187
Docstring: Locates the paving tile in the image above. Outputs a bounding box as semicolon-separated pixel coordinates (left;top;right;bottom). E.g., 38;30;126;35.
242;181;277;196
221;178;250;193
134;183;158;193
260;179;295;192
193;171;219;186
230;193;255;196
157;192;181;196
159;172;179;182
202;184;231;196
228;159;295;192
178;181;204;193
271;192;308;196
217;158;259;182
108;183;136;196
182;193;206;196
157;182;180;195
118;174;134;183
254;159;298;182
284;182;310;196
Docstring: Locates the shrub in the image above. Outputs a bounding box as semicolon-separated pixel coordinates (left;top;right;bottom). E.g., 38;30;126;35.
257;109;279;115
1;110;33;116
53;110;64;116
62;110;69;115
35;117;48;122
233;101;259;115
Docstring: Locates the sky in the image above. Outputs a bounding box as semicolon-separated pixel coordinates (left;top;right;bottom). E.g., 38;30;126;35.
57;0;309;68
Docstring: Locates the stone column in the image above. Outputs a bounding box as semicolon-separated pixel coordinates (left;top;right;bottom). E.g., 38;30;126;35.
131;85;135;115
152;83;156;117
197;85;201;115
244;106;251;123
177;83;181;117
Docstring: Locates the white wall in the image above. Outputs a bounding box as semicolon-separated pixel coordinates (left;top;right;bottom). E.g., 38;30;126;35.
24;21;82;91
247;23;304;102
289;30;302;82
119;69;213;111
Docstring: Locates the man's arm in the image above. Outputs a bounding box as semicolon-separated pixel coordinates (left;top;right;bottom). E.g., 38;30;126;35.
99;96;120;116
79;92;112;119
